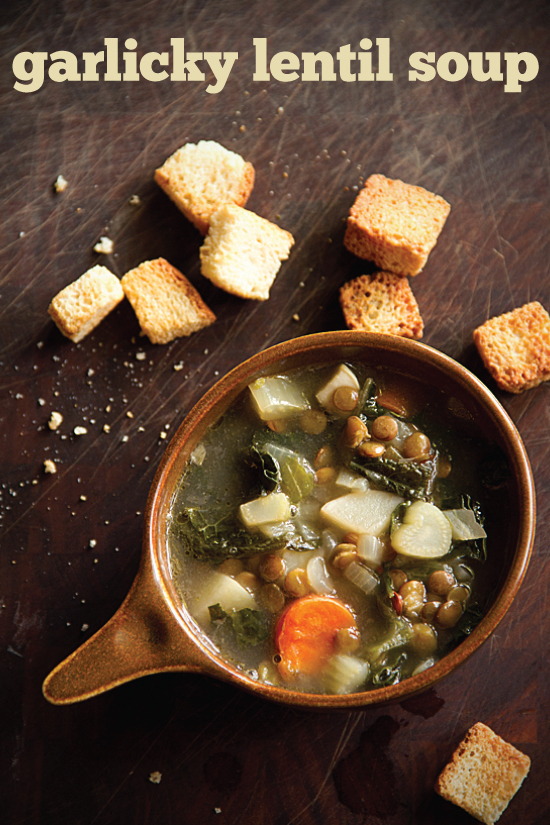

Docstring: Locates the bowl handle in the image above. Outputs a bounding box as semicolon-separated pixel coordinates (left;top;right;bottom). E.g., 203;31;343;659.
42;561;208;705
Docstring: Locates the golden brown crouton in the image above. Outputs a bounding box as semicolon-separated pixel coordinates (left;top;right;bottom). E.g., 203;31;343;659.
435;722;531;824
339;272;423;338
344;174;451;276
154;140;255;234
199;204;294;300
473;301;550;393
48;265;124;343
121;258;215;344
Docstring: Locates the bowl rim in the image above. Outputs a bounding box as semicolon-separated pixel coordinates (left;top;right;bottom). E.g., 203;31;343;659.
145;331;536;709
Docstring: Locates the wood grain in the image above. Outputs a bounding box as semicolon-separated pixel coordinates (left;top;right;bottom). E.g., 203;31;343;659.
1;0;549;822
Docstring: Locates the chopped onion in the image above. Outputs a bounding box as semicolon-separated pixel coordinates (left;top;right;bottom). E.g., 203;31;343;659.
306;555;336;594
321;529;339;554
356;534;384;568
412;657;436;676
344;561;379;594
443;509;487;541
335;469;369;493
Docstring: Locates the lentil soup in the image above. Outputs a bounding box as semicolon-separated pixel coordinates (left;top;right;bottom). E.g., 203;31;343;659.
169;361;509;695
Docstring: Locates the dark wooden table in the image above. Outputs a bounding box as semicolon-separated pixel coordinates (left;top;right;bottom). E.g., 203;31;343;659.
1;1;549;822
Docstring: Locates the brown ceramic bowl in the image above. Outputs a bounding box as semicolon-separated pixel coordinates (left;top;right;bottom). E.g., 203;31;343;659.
43;332;535;709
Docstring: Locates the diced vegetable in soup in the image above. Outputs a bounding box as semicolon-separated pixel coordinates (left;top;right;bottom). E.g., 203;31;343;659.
169;363;507;695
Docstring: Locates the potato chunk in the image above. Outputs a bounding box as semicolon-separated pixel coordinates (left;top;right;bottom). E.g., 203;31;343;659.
320;491;403;536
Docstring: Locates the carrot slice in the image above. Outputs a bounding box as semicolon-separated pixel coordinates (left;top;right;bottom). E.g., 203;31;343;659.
275;595;357;680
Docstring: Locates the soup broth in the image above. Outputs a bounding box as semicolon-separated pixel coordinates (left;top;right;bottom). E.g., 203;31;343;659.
169;362;507;695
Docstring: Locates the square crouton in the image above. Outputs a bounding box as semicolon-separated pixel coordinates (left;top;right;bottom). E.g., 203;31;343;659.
435;722;531;825
199;204;294;301
344;174;451;276
473;301;550;393
121;258;215;344
339;272;423;339
154;140;255;235
48;265;124;343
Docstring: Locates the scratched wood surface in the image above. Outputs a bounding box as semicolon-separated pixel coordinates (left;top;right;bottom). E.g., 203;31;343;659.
1;0;549;823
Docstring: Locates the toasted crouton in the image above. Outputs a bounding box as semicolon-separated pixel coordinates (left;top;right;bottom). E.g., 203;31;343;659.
154;140;255;234
48;265;124;343
435;722;531;824
344;174;451;276
339;272;423;338
473;301;550;393
121;258;215;344
199;204;294;301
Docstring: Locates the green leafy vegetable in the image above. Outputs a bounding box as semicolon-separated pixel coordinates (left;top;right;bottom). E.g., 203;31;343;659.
232;608;270;648
208;604;270;648
357;376;407;421
364;615;413;661
172;507;284;562
350;454;438;500
172;503;318;564
251;434;315;504
439;493;487;562
371;650;408;686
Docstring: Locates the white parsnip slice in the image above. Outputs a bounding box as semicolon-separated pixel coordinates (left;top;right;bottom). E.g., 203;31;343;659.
391;501;452;559
190;572;257;625
239;492;291;528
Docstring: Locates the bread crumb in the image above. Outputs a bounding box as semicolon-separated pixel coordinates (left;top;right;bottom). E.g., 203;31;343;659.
344;174;450;276
121;258;216;344
103;424;111;433
94;236;114;255
89;539;96;548
54;174;68;193
44;459;57;474
48;411;63;430
149;771;162;784
48;265;124;343
128;194;141;206
136;351;146;361
74;426;87;436
173;362;184;371
200;204;294;300
339;272;424;339
473;301;550;393
435;722;530;825
155;139;255;234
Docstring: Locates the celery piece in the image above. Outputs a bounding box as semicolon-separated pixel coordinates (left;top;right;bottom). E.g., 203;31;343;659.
323;655;370;694
252;437;315;504
249;376;309;420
